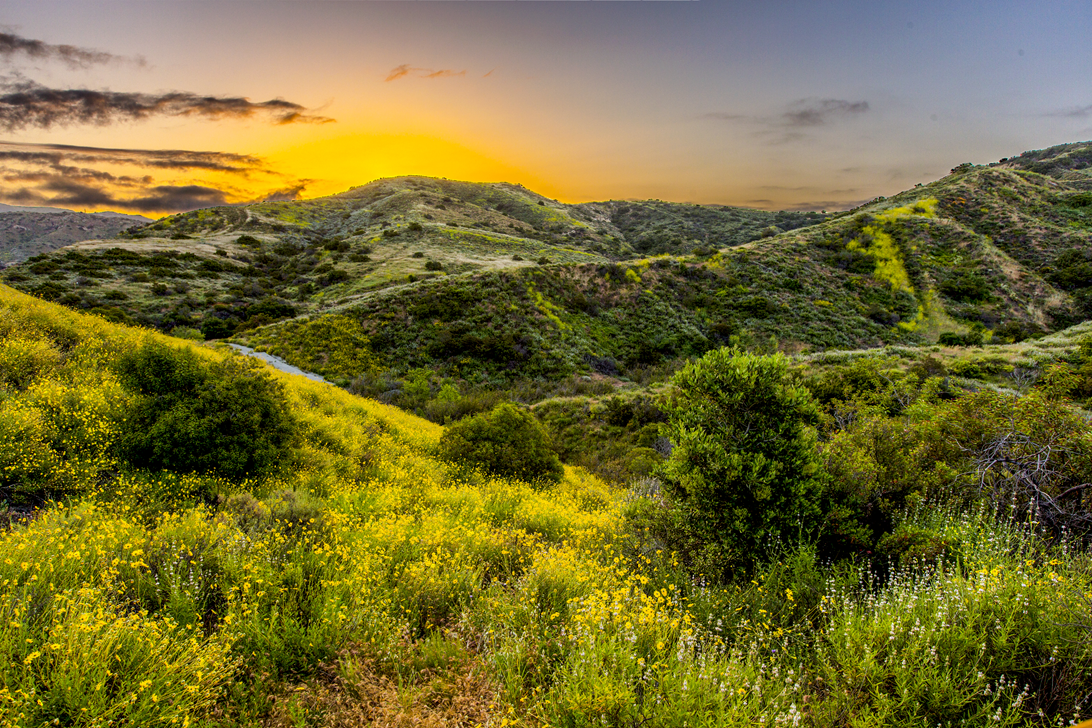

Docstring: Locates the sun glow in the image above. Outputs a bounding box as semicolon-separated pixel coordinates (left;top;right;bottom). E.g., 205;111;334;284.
266;131;561;201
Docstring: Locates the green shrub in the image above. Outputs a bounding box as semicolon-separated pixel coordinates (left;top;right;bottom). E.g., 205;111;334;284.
115;342;297;482
660;349;824;573
438;403;563;486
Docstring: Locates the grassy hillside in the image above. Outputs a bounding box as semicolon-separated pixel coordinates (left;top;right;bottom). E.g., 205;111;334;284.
1;285;1090;726
5;143;1091;429
233;154;1092;389
0;177;823;337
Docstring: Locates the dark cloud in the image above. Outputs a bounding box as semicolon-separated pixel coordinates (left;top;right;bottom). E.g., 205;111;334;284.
5;180;231;213
782;98;869;127
1;166;153;188
701;112;748;121
758;184;860;194
745;195;869;211
386;64;467;82
0;141;311;214
0;81;334;131
0;30;145;68
261;184;310;202
0;141;264;174
782;198;871;212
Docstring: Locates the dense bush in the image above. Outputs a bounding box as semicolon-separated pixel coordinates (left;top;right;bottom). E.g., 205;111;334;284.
115;342;297;482
660;349;824;573
438;402;563;485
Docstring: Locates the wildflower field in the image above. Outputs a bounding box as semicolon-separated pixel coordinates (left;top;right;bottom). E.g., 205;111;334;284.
1;284;1090;727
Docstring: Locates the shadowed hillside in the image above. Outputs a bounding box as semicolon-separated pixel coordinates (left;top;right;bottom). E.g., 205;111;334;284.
0;208;150;264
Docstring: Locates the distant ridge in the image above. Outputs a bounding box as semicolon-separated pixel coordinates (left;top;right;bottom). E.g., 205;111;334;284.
0;202;151;220
0;208;152;263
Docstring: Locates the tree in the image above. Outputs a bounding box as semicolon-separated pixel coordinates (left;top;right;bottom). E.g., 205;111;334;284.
439;403;563;486
661;349;824;572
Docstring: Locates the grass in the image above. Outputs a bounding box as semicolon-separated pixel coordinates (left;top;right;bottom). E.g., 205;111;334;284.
1;285;1091;726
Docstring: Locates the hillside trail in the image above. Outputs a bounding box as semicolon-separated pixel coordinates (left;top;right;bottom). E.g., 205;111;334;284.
227;343;329;383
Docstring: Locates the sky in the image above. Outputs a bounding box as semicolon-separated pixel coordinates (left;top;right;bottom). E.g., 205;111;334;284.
0;0;1090;216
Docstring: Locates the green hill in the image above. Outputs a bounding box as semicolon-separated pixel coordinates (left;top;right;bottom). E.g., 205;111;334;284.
0;176;823;337
4;142;1092;395
230;143;1092;389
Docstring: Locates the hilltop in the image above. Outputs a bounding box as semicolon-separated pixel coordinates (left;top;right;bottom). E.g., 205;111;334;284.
0;175;822;336
229;142;1092;387
2;141;1091;392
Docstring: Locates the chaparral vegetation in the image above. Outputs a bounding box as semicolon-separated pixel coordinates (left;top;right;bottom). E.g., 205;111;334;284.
2;278;1091;727
1;141;1092;727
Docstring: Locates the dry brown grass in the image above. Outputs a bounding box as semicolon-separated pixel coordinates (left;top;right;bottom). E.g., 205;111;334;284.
266;644;499;728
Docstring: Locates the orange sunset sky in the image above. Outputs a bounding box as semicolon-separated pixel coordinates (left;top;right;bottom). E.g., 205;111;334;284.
1;1;1091;216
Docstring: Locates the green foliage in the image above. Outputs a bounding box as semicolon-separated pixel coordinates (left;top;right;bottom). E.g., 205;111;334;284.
115;341;296;482
5;287;1092;726
246;314;377;383
439;403;563;485
660;349;824;573
820;414;954;558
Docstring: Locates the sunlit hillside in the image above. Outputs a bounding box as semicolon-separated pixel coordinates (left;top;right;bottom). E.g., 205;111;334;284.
0;177;824;340
2;285;1091;726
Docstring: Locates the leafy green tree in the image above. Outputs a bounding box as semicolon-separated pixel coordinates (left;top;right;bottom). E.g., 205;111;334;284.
439;403;563;486
661;349;824;572
115;342;297;483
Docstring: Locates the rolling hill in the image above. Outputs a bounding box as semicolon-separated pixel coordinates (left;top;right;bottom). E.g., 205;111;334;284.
0;176;823;336
230;142;1092;386
3;141;1091;392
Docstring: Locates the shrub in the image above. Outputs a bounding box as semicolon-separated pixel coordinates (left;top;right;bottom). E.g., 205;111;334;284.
438;403;563;486
115;342;297;482
660;349;824;573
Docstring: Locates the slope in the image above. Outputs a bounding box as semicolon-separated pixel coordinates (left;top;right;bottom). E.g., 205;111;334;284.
2;284;1090;727
233;144;1092;387
0;176;823;336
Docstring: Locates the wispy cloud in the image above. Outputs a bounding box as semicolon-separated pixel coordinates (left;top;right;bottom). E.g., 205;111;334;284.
0;30;145;69
1046;104;1092;119
782;198;871;212
703;97;870;144
0;141;310;214
781;98;869;127
0;141;264;174
701;112;748;122
2;180;231;213
0;80;334;131
386;64;467;82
